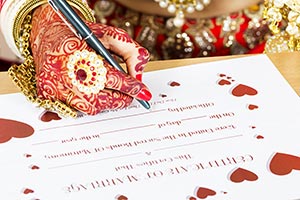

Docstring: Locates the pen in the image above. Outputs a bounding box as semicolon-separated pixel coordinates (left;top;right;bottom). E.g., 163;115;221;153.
48;0;151;110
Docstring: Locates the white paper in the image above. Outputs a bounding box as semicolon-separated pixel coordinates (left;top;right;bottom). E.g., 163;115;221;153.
1;55;300;199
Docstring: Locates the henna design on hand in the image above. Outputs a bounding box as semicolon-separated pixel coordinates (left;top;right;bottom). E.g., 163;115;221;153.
30;5;151;115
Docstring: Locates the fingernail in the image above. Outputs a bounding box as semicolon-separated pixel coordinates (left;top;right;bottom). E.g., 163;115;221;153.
136;74;142;81
137;88;152;101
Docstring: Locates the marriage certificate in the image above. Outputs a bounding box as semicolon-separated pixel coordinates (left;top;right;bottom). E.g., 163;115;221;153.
1;55;300;199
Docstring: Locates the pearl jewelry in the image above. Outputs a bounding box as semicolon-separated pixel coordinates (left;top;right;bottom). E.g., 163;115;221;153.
154;0;212;27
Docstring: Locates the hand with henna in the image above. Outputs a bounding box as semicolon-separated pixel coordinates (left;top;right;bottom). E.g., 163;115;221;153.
30;5;152;115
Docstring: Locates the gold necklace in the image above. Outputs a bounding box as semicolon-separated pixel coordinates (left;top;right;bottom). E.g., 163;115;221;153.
154;0;212;27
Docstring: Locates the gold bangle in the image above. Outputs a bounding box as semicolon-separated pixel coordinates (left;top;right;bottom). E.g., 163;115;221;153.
13;0;95;54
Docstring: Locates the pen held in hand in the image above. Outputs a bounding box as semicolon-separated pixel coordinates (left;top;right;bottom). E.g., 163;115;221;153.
48;0;151;110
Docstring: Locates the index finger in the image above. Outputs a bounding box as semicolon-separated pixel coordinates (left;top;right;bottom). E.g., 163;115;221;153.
105;64;152;102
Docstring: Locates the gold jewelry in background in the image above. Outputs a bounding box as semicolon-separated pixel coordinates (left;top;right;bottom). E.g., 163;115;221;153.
264;0;300;52
93;2;269;60
154;0;211;27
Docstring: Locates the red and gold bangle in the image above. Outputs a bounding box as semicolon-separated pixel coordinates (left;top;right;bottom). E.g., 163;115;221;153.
12;0;95;57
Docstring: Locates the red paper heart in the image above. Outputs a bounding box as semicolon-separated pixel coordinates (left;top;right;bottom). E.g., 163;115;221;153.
248;104;259;110
169;81;180;87
231;84;258;97
0;119;34;143
117;195;128;200
196;187;216;199
256;135;264;139
23;188;34;194
30;165;40;170
218;79;231;85
230;168;258;183
24;154;32;158
269;152;300;175
40;111;61;122
189;197;197;200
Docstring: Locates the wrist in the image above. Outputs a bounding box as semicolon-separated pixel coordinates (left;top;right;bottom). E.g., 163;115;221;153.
0;0;95;59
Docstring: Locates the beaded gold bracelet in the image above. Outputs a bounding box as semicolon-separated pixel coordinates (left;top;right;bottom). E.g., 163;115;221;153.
8;0;95;118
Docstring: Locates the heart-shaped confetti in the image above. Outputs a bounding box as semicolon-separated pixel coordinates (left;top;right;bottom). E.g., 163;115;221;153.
231;84;258;97
196;187;216;199
169;81;180;87
256;135;264;139
30;165;40;170
229;168;258;183
24;154;32;158
23;188;34;194
40;111;61;122
0;119;34;144
117;195;128;200
269;152;300;175
218;79;231;86
248;104;259;110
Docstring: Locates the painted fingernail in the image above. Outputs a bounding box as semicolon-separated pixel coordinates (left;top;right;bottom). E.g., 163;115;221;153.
136;74;142;81
137;88;152;101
